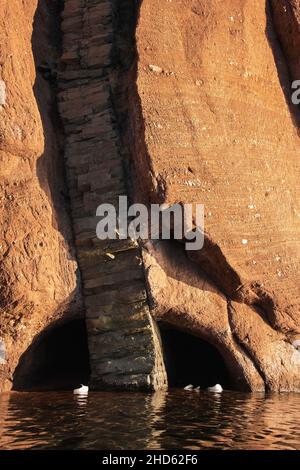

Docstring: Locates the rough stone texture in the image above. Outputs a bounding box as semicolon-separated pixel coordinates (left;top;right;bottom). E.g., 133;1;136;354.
126;0;300;391
1;0;300;393
142;241;265;392
0;0;81;392
271;0;300;81
58;0;167;391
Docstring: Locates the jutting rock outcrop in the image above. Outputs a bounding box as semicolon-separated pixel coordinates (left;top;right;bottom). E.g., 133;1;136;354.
58;0;167;391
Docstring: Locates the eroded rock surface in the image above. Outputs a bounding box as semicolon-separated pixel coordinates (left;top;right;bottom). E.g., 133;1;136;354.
0;0;81;391
128;0;300;391
142;241;265;391
0;0;300;393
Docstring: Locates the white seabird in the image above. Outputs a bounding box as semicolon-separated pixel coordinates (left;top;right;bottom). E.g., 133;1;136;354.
207;384;223;393
73;384;89;395
184;384;194;391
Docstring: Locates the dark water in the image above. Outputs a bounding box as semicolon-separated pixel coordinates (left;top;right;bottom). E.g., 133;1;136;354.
0;390;300;450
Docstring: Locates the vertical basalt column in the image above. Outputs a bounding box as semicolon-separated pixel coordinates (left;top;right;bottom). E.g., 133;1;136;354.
58;0;167;390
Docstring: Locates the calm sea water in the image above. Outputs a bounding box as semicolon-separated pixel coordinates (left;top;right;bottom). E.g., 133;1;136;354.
0;390;299;450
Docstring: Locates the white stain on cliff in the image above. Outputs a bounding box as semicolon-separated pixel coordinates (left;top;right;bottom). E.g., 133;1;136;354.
0;80;6;107
0;339;6;365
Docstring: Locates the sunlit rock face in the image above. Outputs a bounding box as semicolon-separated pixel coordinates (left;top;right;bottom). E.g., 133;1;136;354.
0;0;81;392
127;0;300;391
1;0;300;393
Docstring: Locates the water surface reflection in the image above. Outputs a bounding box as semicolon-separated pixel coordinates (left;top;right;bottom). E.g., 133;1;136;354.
0;390;299;450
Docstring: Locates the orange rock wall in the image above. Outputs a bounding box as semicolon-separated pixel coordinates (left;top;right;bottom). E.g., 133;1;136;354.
0;0;81;391
130;0;300;390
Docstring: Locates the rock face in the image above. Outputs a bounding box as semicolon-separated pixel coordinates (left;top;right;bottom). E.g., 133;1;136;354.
271;0;300;81
0;0;81;391
0;0;300;392
128;0;300;391
58;0;167;390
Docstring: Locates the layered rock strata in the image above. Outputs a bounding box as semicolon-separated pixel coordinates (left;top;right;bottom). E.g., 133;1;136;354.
130;0;300;391
58;0;167;390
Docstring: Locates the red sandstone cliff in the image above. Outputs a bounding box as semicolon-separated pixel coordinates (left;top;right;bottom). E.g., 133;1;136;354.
0;0;300;392
131;0;300;391
0;0;81;391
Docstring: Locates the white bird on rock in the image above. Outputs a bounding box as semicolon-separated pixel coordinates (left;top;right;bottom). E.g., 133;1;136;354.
207;384;223;393
73;384;89;395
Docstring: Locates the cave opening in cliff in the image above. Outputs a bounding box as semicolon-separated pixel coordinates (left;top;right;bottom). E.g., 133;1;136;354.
13;319;90;391
159;324;232;390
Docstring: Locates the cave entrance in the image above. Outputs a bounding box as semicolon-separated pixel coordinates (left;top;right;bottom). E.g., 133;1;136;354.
13;319;90;391
159;324;232;390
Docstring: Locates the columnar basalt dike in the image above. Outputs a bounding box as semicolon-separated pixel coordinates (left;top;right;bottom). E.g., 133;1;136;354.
58;0;167;390
1;0;300;394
